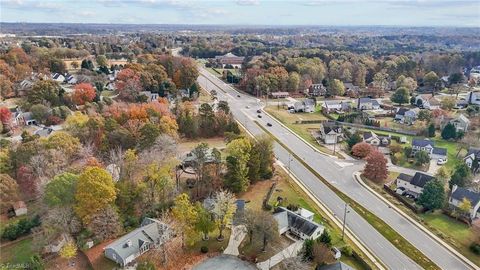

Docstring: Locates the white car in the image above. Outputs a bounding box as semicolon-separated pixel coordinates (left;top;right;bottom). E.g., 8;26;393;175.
437;158;447;165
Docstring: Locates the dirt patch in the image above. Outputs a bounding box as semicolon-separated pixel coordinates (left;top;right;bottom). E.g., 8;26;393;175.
83;239;116;270
45;251;91;270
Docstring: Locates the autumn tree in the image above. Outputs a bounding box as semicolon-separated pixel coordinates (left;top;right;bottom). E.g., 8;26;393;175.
142;161;175;208
75;167;117;224
87;206;123;241
172;193;198;247
245;209;279;252
424;71;439;92
73;83;96;105
312;242;335;266
418;180;445;210
225;137;252;193
440;96;456;111
327;79;345;97
391;87;410;105
116;68;143;102
96;55;108;67
195;205;215;240
362;150;388;183
42;131;81;160
0;107;12;131
351;142;373;158
211;190;236;241
59;241;77;260
459;198;472;217
16;165;39;199
0;174;19;213
28;80;62;106
396;75;417;93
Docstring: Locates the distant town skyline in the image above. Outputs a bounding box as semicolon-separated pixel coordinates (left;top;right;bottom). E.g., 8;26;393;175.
1;0;479;27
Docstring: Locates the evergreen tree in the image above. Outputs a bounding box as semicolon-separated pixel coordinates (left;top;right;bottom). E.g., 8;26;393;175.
441;123;457;140
418;180;445;210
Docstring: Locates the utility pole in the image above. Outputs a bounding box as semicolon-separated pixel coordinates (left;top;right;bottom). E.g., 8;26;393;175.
342;203;350;240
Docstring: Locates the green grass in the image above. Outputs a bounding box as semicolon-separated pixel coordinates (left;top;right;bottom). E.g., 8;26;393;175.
0;238;35;265
255;121;440;270
188;228;231;253
100;90;115;97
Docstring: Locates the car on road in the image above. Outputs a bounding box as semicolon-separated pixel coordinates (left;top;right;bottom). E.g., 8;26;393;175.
257;115;262;118
246;106;250;109
256;109;261;113
237;94;241;98
266;123;272;127
437;158;447;165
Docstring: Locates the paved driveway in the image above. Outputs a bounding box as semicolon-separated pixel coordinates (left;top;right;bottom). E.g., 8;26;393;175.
193;255;257;270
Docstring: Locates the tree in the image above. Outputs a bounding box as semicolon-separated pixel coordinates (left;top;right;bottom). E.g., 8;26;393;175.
116;68;142;102
373;71;388;91
96;55;108;67
0;174;19;214
225;138;251;193
346;133;362;149
396;75;417;93
327;79;345;97
318;230;332;247
17;165;39;199
440;96;456;111
75;166;117;224
424;71;439;91
427;123;436;137
449;163;472;188
245;209;279;252
363;150;388;183
44;172;78;207
414;150;431;166
172;193;198;247
195;205;215;240
418;110;432;122
0;107;12;131
458;198;472;217
287;72;301;92
351;142;373;158
312;242;335;266
390;87;410;105
30;104;50;124
87;206;123;241
191;142;210;197
249;136;274;182
142;161;175;207
418;180;445;210
139;122;161;150
28;80;61;106
42;131;81;160
81;59;94;70
211;190;236;241
59;241;77;259
441;123;457;140
435;167;450;183
73;83;96;105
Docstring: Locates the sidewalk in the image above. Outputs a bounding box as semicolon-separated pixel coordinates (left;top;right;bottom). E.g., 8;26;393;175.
223;225;246;256
256;240;303;270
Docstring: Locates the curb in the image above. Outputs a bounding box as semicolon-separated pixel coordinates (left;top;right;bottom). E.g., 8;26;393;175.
353;172;478;270
276;161;386;270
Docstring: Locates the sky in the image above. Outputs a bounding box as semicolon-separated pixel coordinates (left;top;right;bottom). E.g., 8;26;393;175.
1;0;479;27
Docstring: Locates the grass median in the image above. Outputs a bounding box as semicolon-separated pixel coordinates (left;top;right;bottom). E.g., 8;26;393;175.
254;121;441;270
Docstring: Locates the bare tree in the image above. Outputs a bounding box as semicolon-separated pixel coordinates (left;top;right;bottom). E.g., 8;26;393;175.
139;134;177;166
245;209;279;251
212;190;237;241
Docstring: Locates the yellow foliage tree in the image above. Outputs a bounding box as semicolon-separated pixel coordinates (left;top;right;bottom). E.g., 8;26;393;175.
41;131;81;159
75;166;116;224
459;197;472;217
172;193;198;247
59;241;77;259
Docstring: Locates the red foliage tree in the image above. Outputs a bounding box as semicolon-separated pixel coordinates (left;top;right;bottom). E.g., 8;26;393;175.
0;107;12;125
16;166;39;199
73;83;96;105
352;142;374;158
116;68;142;101
362;150;388;183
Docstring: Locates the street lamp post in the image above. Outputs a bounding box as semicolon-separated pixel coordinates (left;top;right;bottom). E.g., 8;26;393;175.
342;203;350;240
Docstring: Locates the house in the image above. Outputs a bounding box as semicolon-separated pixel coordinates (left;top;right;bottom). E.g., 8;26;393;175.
293;99;315;113
307;84;327;97
65;74;77;84
394;108;418;124
104;218;171;267
12;201;27;216
396;172;435;199
273;207;324;240
52;73;65;83
16;112;36;126
411;138;447;160
45;233;70;254
441;114;470;133
214;52;244;68
182;148;219;168
363;131;390;147
318;122;343;144
270;92;290;99
415;95;440;110
357;98;380;110
139;91;159;102
316;261;355;270
322;101;352;113
466;91;480;106
464;147;480;169
344;83;360;97
449;185;480;219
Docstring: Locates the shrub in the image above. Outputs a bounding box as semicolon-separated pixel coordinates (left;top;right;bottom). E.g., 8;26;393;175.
1;215;41;241
286;204;299;211
470;243;480;255
342;246;353;256
200;246;209;253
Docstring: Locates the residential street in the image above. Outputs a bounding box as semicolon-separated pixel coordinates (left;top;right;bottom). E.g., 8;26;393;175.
197;68;473;270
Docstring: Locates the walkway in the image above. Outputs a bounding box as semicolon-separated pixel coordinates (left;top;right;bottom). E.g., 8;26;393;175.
223;225;246;256
256;240;303;270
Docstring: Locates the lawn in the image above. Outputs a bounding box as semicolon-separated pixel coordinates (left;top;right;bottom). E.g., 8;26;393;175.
264;106;345;158
188;228;231;254
0;237;35;265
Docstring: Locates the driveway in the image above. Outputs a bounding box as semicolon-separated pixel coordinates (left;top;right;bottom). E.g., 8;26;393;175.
256;240;303;270
427;159;441;175
224;225;246;256
193;254;256;270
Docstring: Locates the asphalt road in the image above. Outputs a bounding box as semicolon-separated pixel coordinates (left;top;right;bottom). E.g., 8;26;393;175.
197;68;472;270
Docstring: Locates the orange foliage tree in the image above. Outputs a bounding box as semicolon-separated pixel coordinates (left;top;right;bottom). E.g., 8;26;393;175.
352;142;374;158
73;83;96;105
362;150;388;183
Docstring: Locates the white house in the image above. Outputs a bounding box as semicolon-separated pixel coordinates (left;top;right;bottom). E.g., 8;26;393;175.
464;147;480;170
104;218;171;267
394;108;418;124
15;112;37;126
466;91;480;106
321;100;352;113
415;94;440;110
292;99;315;113
318;123;343;144
412;138;447;160
52;73;65;83
396;172;435;199
273;207;324;240
363;131;390;147
442;114;470;133
357;98;380;110
12;201;27;216
449;185;480;219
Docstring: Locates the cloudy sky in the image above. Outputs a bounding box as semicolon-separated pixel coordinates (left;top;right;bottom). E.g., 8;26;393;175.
1;0;479;27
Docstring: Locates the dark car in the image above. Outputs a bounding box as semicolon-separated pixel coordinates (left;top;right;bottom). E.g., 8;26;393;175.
256;109;261;113
257;115;262;118
237;94;241;98
267;123;272;127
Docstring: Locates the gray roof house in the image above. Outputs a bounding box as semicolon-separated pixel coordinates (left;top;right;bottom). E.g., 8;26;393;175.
396;172;435;198
307;84;327;97
412;138;447;160
104;218;171;267
464;147;480;169
321;100;353;113
357;98;380;110
394;108;418;125
449;185;480;219
273;207;324;240
318;122;343;145
441;114;470;133
362;131;390;147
